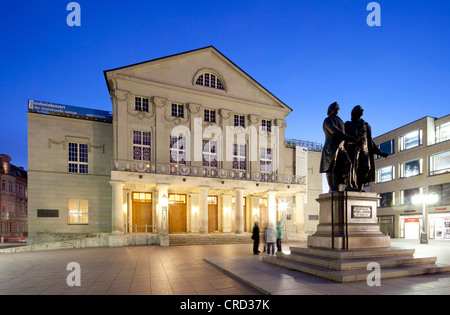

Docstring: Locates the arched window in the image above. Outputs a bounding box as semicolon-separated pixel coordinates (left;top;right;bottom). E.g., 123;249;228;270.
195;72;225;90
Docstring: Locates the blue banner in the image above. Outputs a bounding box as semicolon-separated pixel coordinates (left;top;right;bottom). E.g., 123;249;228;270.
28;100;111;120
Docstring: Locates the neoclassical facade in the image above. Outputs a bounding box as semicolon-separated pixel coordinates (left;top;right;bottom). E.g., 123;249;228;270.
28;46;322;245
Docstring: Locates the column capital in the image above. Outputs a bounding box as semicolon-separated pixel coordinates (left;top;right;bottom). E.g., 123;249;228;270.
110;180;125;187
198;186;210;192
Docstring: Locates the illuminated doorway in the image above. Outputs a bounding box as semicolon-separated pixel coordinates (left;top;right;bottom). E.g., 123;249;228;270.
132;192;153;233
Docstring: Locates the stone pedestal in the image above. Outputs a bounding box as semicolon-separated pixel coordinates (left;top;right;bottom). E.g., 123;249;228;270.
307;191;390;250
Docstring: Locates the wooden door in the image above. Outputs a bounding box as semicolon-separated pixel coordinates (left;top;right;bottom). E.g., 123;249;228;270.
208;196;218;232
132;203;152;232
132;192;152;233
169;194;187;233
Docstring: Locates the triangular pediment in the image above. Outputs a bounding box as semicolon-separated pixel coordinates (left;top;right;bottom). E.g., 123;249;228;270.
104;46;291;113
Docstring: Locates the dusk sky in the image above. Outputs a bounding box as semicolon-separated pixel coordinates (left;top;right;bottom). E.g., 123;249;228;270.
0;0;449;170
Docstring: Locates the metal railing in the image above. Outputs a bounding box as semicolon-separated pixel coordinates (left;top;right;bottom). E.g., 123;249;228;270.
112;160;306;185
125;224;156;234
285;139;323;152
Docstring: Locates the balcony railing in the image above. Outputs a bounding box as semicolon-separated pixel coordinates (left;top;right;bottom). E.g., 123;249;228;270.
112;160;306;185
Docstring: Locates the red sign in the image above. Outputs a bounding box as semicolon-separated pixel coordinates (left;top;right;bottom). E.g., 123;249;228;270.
405;218;419;223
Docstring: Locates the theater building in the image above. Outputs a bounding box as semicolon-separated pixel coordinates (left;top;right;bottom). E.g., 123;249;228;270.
369;115;450;239
27;46;322;245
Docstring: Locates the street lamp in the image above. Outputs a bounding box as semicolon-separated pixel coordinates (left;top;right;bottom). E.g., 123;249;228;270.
412;190;439;244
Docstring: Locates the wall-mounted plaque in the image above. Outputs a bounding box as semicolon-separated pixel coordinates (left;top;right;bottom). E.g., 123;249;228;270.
351;206;372;218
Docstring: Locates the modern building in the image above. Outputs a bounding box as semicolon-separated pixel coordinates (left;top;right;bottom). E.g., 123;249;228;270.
27;46;322;245
0;154;28;239
369;115;450;240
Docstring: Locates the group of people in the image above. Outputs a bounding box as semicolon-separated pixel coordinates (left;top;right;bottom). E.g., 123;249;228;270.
251;221;283;255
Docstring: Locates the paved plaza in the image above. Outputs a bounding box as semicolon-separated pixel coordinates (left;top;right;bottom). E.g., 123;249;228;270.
0;239;450;295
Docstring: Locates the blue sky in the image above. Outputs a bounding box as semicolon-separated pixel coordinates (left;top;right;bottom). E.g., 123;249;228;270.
0;0;449;169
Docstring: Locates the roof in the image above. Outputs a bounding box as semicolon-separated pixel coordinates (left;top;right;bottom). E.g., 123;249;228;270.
103;45;292;112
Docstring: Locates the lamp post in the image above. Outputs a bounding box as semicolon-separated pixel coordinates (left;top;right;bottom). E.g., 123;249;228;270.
412;189;438;244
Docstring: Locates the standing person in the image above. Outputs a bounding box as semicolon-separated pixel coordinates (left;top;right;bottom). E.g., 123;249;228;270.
262;224;268;253
264;223;276;255
252;222;260;255
276;221;283;252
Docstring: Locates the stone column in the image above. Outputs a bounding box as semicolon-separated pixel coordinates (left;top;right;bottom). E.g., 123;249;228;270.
235;188;245;234
199;186;209;234
110;181;125;234
156;184;170;246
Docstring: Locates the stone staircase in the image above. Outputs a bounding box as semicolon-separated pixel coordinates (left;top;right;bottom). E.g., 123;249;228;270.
262;245;450;283
169;233;253;246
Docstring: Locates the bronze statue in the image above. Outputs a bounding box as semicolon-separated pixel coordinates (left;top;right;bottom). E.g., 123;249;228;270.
344;105;388;191
319;102;353;192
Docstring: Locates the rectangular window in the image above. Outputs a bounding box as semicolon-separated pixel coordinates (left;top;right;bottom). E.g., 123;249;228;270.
399;159;422;178
69;143;88;174
171;103;184;118
379;192;395;208
377;139;394;158
401;188;420;205
132;193;152;202
204;109;216;123
203;140;217;168
429;150;450;176
429;182;450;206
262;119;272;132
260;148;273;173
376;165;395;183
233;144;246;170
68;199;88;224
169;194;186;204
170;136;186;165
133;130;151;161
234;115;245;128
436;122;450;144
135;97;149;112
399;129;422;151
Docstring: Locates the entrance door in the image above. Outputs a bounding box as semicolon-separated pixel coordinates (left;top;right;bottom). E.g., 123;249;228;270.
208;196;219;232
169;194;187;233
132;193;153;233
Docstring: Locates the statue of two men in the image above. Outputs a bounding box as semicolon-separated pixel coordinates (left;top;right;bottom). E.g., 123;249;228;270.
320;102;388;192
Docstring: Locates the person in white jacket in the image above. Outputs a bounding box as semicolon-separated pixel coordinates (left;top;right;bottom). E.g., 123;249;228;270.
264;224;277;255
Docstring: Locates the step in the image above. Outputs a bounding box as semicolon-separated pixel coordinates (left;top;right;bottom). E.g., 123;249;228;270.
278;251;437;271
169;234;253;246
289;245;416;260
262;255;450;283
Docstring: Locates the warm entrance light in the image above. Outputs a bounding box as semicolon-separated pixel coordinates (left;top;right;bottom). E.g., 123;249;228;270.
161;194;169;208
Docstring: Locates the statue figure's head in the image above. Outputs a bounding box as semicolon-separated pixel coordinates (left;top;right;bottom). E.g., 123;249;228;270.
327;102;340;116
351;105;364;120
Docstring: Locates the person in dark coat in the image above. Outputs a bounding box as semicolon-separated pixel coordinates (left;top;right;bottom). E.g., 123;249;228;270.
345;105;388;191
320;102;353;192
252;222;260;255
